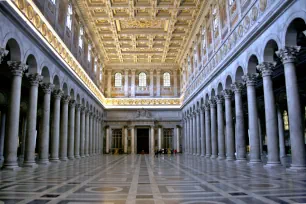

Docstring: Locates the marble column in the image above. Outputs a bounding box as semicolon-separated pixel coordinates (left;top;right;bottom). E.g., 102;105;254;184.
131;69;136;97
106;126;110;154
200;106;206;156
174;70;178;97
158;126;162;150
257;62;281;166
196;109;201;156
124;70;129;97
150;69;154;97
276;46;306;170
205;104;211;158
68;100;75;160
89;112;93;155
223;89;235;161
38;83;54;164
192;112;197;155
231;83;247;161
3;62;28;169
277;106;286;158
23;74;43;167
216;95;225;160
92;114;95;155
107;70;112;97
210;99;218;159
80;107;86;157
50;89;63;162
156;69;161;97
74;104;81;159
131;127;135;154
176;126;180;152
59;95;70;161
85;109;89;157
184;118;187;153
243;73;261;164
96;117;99;154
0;109;7;164
124;126;128;153
150;126;155;154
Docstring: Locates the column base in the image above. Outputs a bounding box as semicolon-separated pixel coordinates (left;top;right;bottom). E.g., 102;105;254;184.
201;154;206;157
37;159;50;165
218;156;226;160
23;162;38;168
68;157;74;160
2;163;20;171
81;155;86;158
226;157;236;161
287;165;306;172
49;158;60;163
210;155;218;159
249;159;262;164
264;162;282;168
205;154;211;158
235;159;248;164
60;157;68;161
248;161;262;166
85;154;89;157
74;155;81;159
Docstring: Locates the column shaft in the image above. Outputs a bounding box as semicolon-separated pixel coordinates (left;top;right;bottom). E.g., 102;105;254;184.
59;96;70;161
131;127;135;154
205;106;211;157
80;108;86;157
0;110;6;163
176;126;180;152
74;104;81;159
277;107;286;158
68;100;75;160
38;83;53;164
200;109;205;156
124;127;128;153
223;90;235;161
210;100;218;159
196;111;201;156
216;96;225;160
85;111;89;156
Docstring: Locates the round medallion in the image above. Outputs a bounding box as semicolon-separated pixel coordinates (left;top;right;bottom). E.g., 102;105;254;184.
259;0;267;12
244;16;250;29
251;7;259;21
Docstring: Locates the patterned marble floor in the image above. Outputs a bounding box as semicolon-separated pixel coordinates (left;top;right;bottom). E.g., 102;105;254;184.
1;155;306;204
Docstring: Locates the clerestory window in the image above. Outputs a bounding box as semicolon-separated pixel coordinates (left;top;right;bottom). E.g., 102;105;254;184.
163;72;171;87
139;72;146;87
115;73;122;87
66;4;73;30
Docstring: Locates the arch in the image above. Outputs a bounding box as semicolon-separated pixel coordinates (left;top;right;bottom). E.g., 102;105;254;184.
5;38;21;61
263;40;279;62
62;83;68;95
139;72;147;87
25;54;37;74
53;75;60;89
217;83;223;95
205;93;209;102
70;88;75;100
76;94;80;104
41;66;51;83
247;55;259;74
235;66;244;82
285;18;306;46
211;88;216;98
225;75;233;89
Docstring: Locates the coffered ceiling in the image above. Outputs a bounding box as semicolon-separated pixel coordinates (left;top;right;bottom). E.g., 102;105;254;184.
75;0;203;65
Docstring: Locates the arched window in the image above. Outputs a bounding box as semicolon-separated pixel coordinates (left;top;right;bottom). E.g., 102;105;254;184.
202;28;206;49
88;44;91;62
94;58;97;72
212;6;219;31
79;27;84;49
50;0;56;4
163;72;171;87
283;110;289;131
66;4;73;30
229;0;235;6
139;72;146;87
115;73;122;87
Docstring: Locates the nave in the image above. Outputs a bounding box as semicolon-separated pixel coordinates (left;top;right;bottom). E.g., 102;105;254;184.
0;155;306;204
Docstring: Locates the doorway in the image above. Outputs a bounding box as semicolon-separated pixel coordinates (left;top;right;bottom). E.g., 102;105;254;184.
137;128;149;154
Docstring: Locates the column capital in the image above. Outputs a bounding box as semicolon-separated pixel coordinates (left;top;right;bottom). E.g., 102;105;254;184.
215;95;224;104
7;61;28;76
40;83;55;94
0;48;9;64
201;103;205;112
62;95;71;104
276;46;300;64
204;103;210;110
53;89;64;99
124;69;129;74
69;99;76;107
242;73;258;86
26;73;43;86
196;108;201;114
231;82;244;93
75;103;82;111
131;68;136;73
222;89;233;99
257;62;276;77
156;69;161;74
209;99;216;108
150;69;154;74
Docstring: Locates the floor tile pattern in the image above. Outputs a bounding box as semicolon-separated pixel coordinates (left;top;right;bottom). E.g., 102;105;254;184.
0;155;306;203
